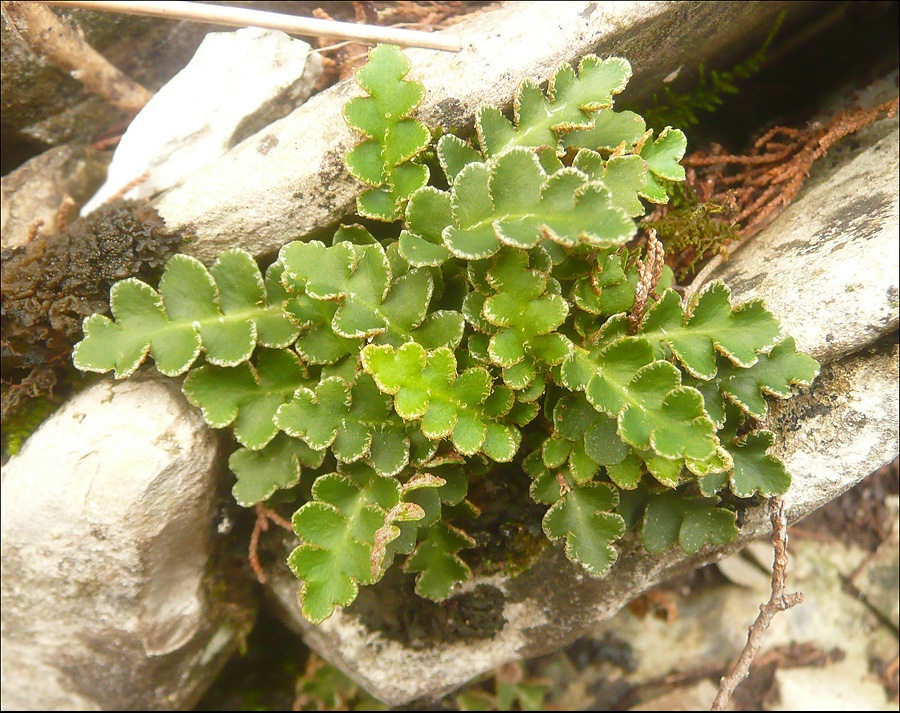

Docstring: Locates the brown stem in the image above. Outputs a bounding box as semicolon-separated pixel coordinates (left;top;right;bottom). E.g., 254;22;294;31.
2;1;152;113
711;496;804;710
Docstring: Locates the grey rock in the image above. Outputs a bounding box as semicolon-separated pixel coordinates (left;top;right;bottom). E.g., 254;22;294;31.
267;337;899;706
153;1;813;265
83;27;321;212
629;680;719;711
0;144;110;250
0;377;254;711
767;661;897;711
713;109;899;364
584;514;898;710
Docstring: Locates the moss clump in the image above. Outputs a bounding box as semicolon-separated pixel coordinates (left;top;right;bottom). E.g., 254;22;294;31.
1;199;183;432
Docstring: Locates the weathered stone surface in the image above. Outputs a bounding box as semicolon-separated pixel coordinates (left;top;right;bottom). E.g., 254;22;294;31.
713;109;899;363
153;1;812;264
629;680;719;711
0;144;110;249
586;520;898;710
266;338;899;705
0;377;253;711
83;28;321;212
767;661;897;711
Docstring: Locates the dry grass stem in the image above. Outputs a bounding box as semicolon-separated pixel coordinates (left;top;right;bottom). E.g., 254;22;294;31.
43;0;463;51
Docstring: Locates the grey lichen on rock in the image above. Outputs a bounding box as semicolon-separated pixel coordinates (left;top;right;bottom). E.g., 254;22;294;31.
0;377;255;711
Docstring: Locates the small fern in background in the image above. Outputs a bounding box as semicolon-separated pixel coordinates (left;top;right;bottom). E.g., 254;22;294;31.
642;10;786;130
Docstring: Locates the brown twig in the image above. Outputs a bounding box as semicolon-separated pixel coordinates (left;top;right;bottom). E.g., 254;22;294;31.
2;1;152;113
678;96;898;300
248;503;293;584
106;171;149;204
711;496;804;710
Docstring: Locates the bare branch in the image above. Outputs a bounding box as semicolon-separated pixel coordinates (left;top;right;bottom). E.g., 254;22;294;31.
2;1;152;113
711;496;804;710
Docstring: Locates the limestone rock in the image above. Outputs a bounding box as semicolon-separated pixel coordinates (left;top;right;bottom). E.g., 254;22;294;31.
1;144;110;250
83;27;321;212
0;377;254;710
767;661;897;711
153;1;811;265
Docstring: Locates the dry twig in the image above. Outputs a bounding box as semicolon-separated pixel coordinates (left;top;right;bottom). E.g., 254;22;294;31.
56;195;76;233
248;503;293;584
106;171;149;204
711;496;804;710
2;1;152;112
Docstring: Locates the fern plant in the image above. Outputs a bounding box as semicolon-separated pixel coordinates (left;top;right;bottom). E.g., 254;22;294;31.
73;44;819;624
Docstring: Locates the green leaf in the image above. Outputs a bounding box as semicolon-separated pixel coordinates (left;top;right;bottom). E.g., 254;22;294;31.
542;392;629;483
563;108;647;151
640;127;687;181
403;521;475;600
477;56;632;157
607;451;644;490
277;373;409;475
362;342;521;461
542;482;626;576
718;336;820;419
639;284;783;379
344;44;431;220
399;186;454;266
727;430;791;497
73;251;297;377
229;433;325;507
437;133;482;182
290;465;402;623
481;248;573;380
183;348;308;449
641;490;737;555
441;150;635;259
572;150;649;217
280;239;452;355
638;127;686;203
567;338;720;466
